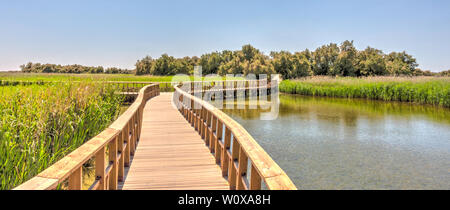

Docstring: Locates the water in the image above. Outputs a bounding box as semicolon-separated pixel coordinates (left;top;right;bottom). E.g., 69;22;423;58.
213;94;450;190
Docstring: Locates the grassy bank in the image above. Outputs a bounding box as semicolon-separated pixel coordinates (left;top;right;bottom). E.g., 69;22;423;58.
0;72;244;83
0;83;123;189
0;72;175;82
0;72;245;93
279;76;450;107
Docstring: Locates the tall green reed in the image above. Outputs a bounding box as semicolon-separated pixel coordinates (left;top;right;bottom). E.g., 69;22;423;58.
279;77;450;107
0;82;123;189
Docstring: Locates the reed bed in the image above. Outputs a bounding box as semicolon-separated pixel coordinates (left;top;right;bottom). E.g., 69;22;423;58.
279;76;450;107
0;82;123;189
0;72;175;82
0;72;245;83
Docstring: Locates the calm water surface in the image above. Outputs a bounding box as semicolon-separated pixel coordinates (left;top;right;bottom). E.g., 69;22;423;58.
213;94;450;190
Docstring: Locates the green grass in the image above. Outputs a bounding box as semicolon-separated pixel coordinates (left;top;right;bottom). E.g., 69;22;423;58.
0;72;246;93
0;82;123;189
0;72;176;82
279;76;450;107
0;72;245;83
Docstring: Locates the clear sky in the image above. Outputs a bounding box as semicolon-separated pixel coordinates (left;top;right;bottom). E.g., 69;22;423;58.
1;0;449;71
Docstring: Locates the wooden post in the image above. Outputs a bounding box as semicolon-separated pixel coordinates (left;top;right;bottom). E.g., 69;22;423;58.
210;115;217;153
109;136;118;190
229;138;240;190
236;148;248;190
132;115;137;153
194;105;198;131
205;111;211;145
215;120;223;164
201;107;206;139
124;123;130;167
182;105;186;118
129;119;135;156
221;127;231;177
185;104;190;121
193;105;197;129
197;106;202;134
191;99;194;126
250;164;262;190
95;147;106;190
135;113;139;144
68;167;82;190
197;107;202;133
118;130;124;182
189;107;193;126
137;108;142;141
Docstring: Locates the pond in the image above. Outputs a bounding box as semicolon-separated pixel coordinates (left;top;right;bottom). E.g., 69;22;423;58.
213;93;450;190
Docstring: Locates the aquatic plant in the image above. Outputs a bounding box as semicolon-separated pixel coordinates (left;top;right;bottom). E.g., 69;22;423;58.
279;77;450;107
0;82;123;189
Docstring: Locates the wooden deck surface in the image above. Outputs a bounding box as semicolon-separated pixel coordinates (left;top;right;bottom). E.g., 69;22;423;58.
119;93;229;190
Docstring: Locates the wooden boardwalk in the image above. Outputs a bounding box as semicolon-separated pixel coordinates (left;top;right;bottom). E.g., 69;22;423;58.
119;93;229;190
15;83;296;191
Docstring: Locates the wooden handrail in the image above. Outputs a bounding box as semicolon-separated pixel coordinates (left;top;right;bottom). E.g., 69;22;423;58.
173;82;297;190
14;84;160;190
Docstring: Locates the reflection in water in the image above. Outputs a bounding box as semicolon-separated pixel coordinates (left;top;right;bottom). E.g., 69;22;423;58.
214;94;450;189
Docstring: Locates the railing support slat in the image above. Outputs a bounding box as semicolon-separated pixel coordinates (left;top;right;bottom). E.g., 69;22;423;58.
215;120;223;164
109;136;118;190
236;148;248;190
68;167;82;190
221;127;231;177
118;130;125;182
124;123;130;167
210;115;217;153
250;164;262;190
229;140;240;190
205;111;211;145
130;117;135;156
95;147;106;190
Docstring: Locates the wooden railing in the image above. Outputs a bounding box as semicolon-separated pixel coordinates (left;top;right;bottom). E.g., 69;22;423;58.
14;84;160;190
173;82;297;190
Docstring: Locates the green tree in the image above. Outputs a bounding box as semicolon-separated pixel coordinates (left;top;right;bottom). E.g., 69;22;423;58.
243;53;275;77
199;52;222;75
151;54;174;75
311;43;340;75
356;47;387;76
218;54;244;75
271;51;293;79
291;52;312;78
135;56;154;75
242;44;260;61
330;40;357;76
438;70;449;76
385;51;418;76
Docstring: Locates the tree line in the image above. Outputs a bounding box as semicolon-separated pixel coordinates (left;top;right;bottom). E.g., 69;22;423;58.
136;41;447;78
20;41;449;78
20;62;133;74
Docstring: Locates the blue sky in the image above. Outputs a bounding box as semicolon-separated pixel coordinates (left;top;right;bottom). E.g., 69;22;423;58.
1;0;449;71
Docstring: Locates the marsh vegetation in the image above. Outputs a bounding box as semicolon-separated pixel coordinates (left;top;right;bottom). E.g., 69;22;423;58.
0;83;123;189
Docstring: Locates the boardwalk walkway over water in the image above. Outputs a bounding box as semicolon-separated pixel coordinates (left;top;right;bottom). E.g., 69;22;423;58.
119;93;229;190
15;81;296;190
